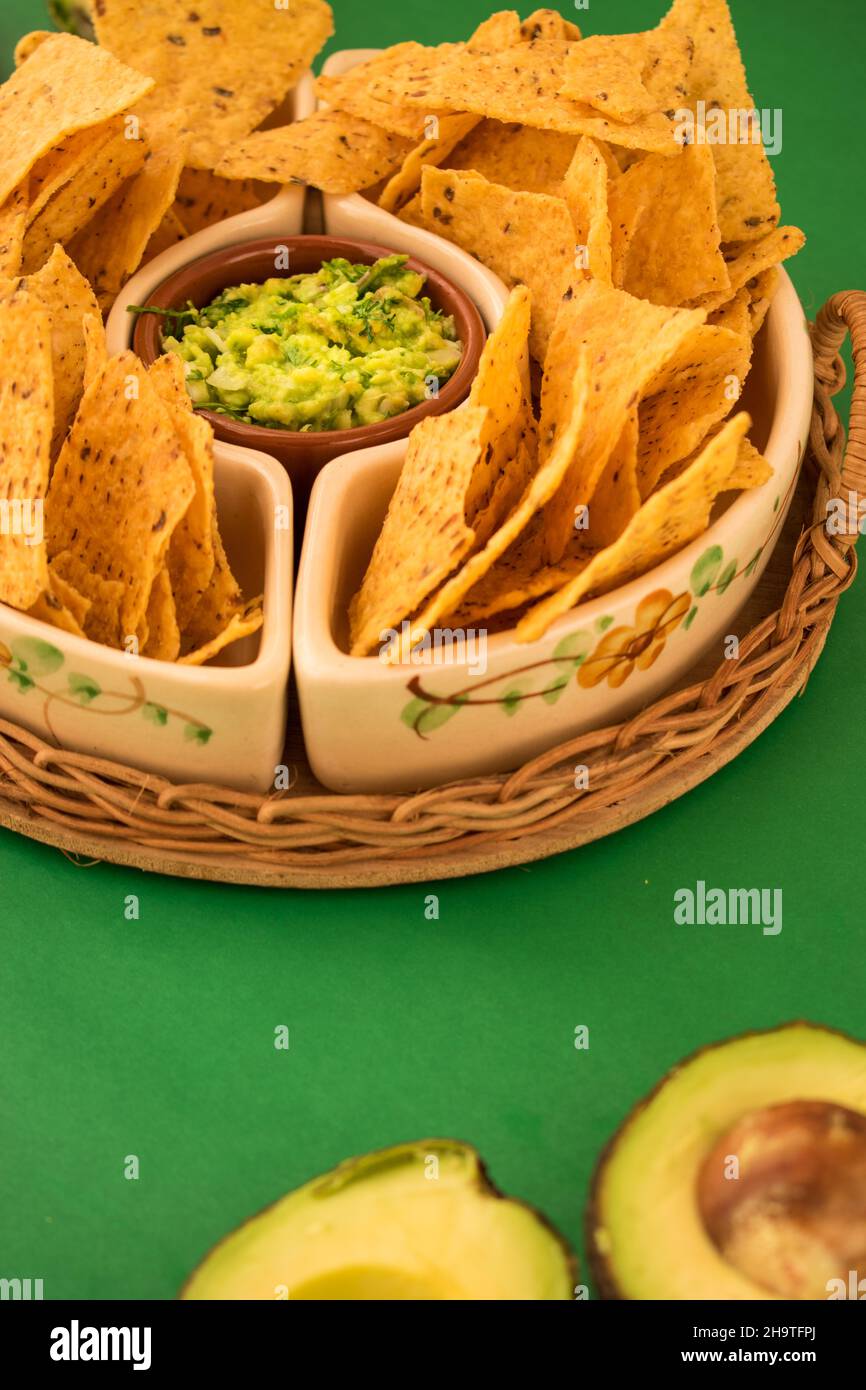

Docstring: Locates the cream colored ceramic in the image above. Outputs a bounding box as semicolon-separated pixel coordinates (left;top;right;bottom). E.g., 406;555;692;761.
0;444;292;794
294;270;813;794
312;50;510;332
105;74;315;356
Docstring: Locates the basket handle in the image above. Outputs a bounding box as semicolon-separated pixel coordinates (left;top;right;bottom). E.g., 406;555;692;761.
810;290;866;518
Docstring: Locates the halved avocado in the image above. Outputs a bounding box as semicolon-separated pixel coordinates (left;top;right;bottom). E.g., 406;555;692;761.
587;1022;866;1300
182;1140;577;1300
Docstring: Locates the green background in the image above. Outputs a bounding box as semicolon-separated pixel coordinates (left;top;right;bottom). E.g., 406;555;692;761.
2;0;864;1300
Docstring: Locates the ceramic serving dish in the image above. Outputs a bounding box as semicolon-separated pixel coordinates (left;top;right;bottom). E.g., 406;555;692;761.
0;443;292;795
294;269;813;795
309;49;510;333
105;73;315;358
128;234;486;514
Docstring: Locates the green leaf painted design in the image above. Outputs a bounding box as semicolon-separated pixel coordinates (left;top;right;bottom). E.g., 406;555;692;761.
683;605;698;630
773;494;780;513
500;688;524;716
716;559;738;596
595;615;614;633
744;548;762;578
541;676;570;705
7;669;34;692
68;672;101;704
143;702;168;727
400;696;464;735
690;545;723;597
10;637;64;677
184;724;213;745
552;630;592;668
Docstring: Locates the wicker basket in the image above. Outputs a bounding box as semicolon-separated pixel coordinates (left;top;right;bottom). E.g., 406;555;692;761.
1;292;863;889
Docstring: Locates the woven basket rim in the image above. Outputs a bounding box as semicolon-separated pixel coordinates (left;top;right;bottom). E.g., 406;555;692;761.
1;291;864;887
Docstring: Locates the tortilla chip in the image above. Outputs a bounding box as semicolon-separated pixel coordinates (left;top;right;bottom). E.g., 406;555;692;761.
178;600;263;666
81;313;109;394
692;226;804;315
518;412;754;641
315;45;446;141
0;182;28;278
0;296;52;610
27;120;122;228
378;113;480;215
173;168;276;235
660;0;780;242
746;266;779;337
150;354;217;632
587;409;641;548
538;278;704;562
349;406;490;655
396;352;593;659
561;27;693;123
49;550;126;648
46;352;194;642
27;567;93;637
637;320;752;496
142;567;181;661
181;521;244;655
0;33;153;208
13;30;53;67
444;120;579;196
22;126;148;276
608;142;729;306
385;39;683;152
48;567;91;630
144;209;189;261
521;10;582;41
94;0;334;171
67;142;187;313
465;285;535;539
420;166;575;363
707;287;750;335
216;108;414;195
562;136;612;285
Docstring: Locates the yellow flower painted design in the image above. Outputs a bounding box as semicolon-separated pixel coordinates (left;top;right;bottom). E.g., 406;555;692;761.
578;590;692;689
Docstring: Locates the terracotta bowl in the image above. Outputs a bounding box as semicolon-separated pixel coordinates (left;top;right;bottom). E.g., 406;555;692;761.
132;234;486;514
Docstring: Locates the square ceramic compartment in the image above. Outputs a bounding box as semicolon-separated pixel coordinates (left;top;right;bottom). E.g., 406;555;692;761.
0;443;292;794
309;50;510;333
294;269;813;794
105;72;315;356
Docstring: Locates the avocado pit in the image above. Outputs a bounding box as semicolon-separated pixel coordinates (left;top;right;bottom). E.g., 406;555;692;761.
696;1100;866;1299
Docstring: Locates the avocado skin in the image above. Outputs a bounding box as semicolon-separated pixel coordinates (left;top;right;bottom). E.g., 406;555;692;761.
179;1138;579;1300
584;1021;866;1300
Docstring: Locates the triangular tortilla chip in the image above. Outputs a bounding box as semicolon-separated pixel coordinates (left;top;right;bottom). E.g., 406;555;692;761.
518;412;755;641
216;108;413;195
46;352;194;641
660;0;780;242
0;32;153;207
396;352;593;659
349;406;490;655
609;142;729;305
94;0;333;171
0;295;52;609
539;278;705;562
420;166;575;363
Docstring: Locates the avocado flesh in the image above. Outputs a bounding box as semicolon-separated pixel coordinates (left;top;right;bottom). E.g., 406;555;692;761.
182;1141;576;1300
588;1023;866;1300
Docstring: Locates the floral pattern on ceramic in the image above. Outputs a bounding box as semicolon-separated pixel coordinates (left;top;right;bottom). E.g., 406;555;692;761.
399;537;771;739
0;636;213;745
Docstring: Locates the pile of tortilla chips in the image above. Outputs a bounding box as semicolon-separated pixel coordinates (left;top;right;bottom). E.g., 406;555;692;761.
346;3;805;653
0;248;262;664
2;2;333;309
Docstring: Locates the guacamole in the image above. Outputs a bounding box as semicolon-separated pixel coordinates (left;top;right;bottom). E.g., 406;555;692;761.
159;255;463;432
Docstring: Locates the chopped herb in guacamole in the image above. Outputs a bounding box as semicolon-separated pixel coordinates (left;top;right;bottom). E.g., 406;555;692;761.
155;255;463;432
